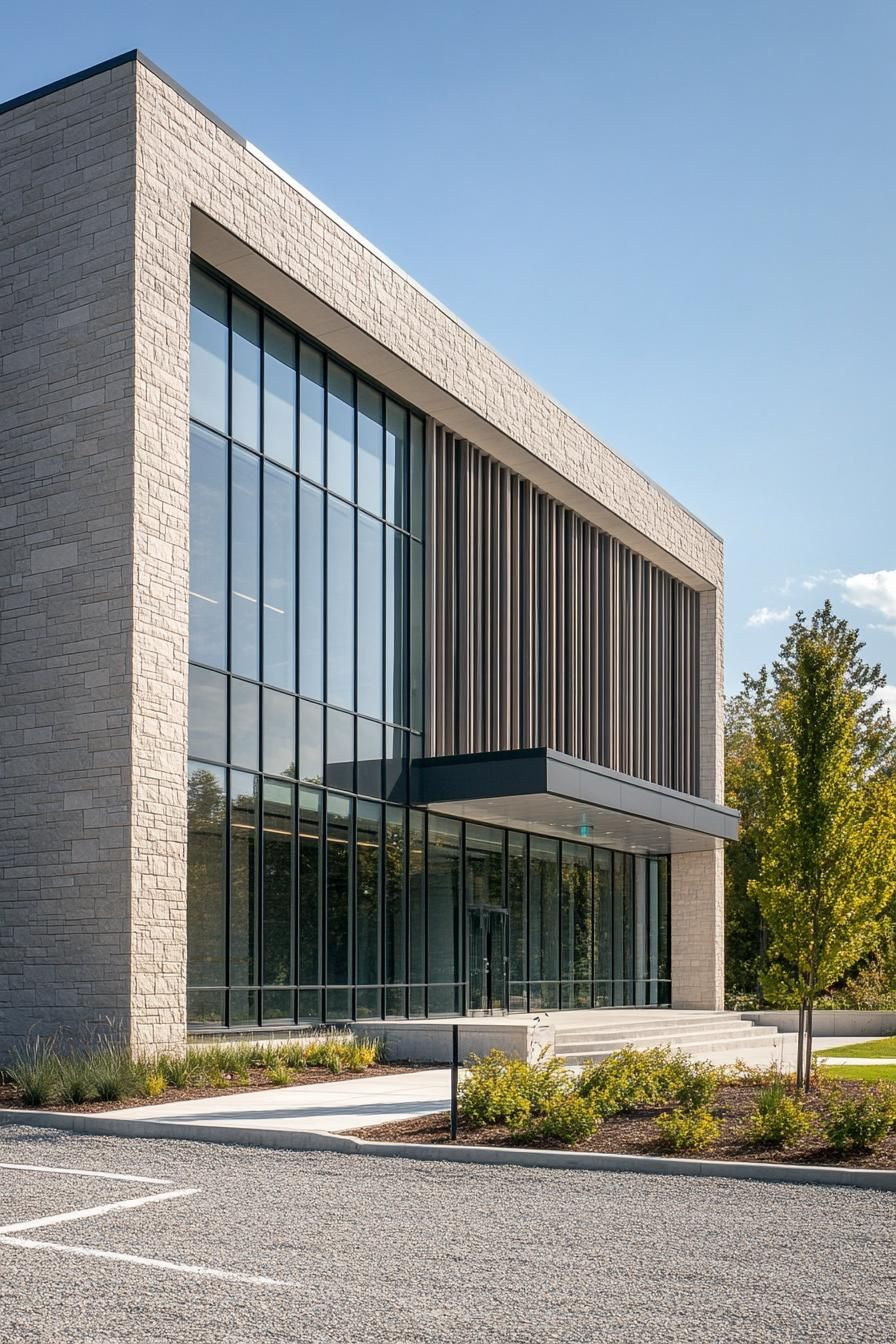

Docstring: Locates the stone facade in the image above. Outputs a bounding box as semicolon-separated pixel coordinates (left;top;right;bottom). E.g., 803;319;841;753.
0;54;727;1055
0;65;143;1053
671;848;725;1011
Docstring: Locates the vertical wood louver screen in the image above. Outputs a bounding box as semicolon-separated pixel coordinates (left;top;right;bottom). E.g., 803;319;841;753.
428;427;701;795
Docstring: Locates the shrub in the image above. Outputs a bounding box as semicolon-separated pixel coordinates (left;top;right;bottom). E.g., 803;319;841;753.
265;1062;292;1087
746;1081;812;1147
459;1050;570;1130
143;1071;167;1099
821;1086;896;1152
518;1093;600;1146
8;1039;60;1107
673;1063;718;1111
655;1106;721;1153
577;1046;708;1117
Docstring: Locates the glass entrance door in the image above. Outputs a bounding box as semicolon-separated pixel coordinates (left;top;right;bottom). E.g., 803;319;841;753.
468;908;509;1014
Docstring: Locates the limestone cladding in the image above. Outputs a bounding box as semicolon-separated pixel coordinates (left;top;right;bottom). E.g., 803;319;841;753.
0;65;146;1054
671;848;725;1011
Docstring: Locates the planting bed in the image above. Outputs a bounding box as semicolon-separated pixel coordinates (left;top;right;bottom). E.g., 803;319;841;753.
350;1079;896;1169
0;1062;418;1113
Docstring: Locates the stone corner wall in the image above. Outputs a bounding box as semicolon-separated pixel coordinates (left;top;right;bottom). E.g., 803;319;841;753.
0;63;142;1059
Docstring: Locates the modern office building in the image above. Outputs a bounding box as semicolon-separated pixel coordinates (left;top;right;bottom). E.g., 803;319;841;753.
0;53;737;1055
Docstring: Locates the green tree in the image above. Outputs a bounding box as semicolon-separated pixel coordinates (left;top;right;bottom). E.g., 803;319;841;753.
724;691;766;996
745;602;896;1089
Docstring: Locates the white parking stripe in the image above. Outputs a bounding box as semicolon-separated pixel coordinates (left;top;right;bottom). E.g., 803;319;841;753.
0;1187;198;1236
0;1162;172;1186
0;1235;294;1287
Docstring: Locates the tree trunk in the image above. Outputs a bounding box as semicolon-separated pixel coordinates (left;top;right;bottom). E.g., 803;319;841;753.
804;998;815;1094
796;1001;806;1090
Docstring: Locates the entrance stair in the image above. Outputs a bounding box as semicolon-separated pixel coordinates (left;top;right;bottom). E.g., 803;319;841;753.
551;1011;780;1065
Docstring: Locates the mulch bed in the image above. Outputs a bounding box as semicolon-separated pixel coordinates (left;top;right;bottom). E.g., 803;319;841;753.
348;1081;896;1170
0;1063;420;1114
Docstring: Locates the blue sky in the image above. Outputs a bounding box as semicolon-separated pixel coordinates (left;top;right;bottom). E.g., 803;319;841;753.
4;1;894;706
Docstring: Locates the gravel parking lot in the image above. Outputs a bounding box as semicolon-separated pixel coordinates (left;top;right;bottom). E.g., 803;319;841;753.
0;1123;893;1343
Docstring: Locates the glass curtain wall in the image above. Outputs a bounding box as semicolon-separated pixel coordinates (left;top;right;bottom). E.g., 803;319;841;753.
186;260;672;1027
187;260;424;1027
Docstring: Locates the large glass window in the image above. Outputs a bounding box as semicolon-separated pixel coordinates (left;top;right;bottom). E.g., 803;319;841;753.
190;266;228;433
385;400;407;528
327;363;355;501
299;482;324;699
189;425;228;668
357;513;383;719
326;794;353;1017
327;497;355;708
187;762;227;997
231;296;260;450
427;817;461;1014
507;833;527;1011
385;528;406;725
231;446;260;680
230;771;258;990
358;382;384;516
529;838;560;1008
263;779;294;993
563;843;591;1008
355;800;382;1017
230;678;259;769
188;666;227;762
263;464;296;690
384;807;406;1017
299;343;325;483
299;788;321;991
465;824;504;906
263;317;296;469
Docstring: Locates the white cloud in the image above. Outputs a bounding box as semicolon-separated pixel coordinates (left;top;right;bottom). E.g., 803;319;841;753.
839;570;896;623
869;623;896;636
747;606;792;628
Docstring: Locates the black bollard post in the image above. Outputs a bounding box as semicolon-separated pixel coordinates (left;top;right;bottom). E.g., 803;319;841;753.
450;1023;459;1140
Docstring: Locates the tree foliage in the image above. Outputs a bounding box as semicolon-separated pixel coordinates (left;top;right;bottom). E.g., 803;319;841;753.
744;602;896;1087
724;690;766;994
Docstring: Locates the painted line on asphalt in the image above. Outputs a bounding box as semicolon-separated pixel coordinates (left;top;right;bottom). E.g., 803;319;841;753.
0;1235;295;1287
0;1186;198;1236
0;1161;172;1185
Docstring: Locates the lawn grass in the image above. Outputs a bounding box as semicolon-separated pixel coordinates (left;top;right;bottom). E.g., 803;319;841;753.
819;1063;896;1084
816;1036;896;1060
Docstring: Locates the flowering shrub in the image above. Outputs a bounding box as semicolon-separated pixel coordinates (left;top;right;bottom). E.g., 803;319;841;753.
655;1106;722;1152
822;1085;896;1151
458;1050;570;1130
519;1093;600;1145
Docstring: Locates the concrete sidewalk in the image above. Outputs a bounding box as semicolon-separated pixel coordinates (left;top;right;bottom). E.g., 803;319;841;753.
97;1069;452;1135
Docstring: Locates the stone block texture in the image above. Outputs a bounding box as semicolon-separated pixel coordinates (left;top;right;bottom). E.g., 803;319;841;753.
0;55;726;1053
671;848;725;1010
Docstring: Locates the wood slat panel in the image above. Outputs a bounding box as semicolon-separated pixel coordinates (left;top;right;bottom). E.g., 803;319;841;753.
428;428;701;794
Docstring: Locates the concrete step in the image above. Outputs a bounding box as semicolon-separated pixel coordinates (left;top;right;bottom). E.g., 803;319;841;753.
553;1019;768;1046
553;1021;773;1053
556;1027;781;1065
